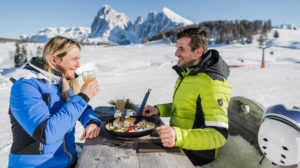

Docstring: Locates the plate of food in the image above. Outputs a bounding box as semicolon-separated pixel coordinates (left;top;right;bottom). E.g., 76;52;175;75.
104;116;159;138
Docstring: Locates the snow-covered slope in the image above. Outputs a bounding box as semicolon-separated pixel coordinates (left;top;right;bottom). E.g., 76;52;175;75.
20;6;193;44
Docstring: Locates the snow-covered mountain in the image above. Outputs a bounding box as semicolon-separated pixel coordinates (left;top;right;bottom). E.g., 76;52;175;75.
20;6;193;44
88;5;138;44
274;24;298;30
131;7;193;39
90;5;131;38
21;27;91;43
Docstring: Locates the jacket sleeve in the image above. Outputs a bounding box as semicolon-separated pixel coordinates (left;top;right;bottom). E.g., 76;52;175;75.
174;127;227;150
79;106;102;128
155;103;172;117
10;79;88;144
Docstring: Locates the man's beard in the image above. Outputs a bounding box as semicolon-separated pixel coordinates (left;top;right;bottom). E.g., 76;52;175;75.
179;58;199;68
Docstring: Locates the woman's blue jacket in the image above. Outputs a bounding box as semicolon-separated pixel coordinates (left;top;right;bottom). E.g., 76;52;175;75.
8;58;101;167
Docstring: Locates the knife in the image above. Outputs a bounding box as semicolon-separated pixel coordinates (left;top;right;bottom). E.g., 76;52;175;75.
138;89;151;116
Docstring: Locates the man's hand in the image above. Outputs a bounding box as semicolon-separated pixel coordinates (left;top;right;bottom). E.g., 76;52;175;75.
142;106;159;117
156;126;176;148
80;123;100;141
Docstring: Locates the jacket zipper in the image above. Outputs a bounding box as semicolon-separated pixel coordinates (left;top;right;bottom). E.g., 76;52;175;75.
39;143;44;154
172;77;184;101
172;66;186;100
170;77;184;126
63;135;73;168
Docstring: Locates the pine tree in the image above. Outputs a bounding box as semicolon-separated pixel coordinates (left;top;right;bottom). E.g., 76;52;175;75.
14;43;28;67
266;20;272;32
246;29;253;44
22;45;27;57
274;30;279;38
258;33;265;47
15;42;21;54
36;46;43;57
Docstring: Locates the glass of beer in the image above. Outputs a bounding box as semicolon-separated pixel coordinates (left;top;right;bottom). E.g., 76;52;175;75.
82;70;96;84
115;99;125;113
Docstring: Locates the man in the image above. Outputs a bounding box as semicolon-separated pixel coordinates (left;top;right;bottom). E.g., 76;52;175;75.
143;27;232;166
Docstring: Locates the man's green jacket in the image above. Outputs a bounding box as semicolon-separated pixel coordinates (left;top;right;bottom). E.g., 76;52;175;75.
156;49;232;163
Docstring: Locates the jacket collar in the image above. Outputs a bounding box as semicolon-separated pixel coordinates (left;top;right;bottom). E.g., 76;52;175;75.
172;49;230;80
25;57;79;83
25;57;62;84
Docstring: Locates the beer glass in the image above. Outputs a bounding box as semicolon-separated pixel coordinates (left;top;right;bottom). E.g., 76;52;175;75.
82;70;96;84
115;99;125;113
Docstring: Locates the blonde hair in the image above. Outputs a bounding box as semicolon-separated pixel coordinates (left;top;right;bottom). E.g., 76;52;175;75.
42;36;81;101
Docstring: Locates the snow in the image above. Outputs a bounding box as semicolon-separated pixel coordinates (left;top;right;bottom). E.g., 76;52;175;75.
1;28;300;167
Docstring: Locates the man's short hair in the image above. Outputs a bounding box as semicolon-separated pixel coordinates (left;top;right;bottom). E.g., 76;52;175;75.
176;27;208;53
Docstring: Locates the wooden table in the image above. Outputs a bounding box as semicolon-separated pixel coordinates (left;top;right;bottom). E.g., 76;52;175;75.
76;106;195;168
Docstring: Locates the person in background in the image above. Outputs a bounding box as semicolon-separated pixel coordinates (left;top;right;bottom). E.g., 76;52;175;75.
143;28;232;166
8;36;101;168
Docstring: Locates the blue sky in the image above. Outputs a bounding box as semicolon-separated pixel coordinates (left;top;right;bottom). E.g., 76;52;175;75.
1;0;299;39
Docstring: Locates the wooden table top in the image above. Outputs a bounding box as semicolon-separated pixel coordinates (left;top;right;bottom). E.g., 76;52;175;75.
76;106;194;168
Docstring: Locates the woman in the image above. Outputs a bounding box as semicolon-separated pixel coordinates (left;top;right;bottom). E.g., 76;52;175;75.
8;36;101;167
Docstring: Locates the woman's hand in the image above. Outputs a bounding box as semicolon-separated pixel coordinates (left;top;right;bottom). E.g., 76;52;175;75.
80;123;100;141
80;80;100;100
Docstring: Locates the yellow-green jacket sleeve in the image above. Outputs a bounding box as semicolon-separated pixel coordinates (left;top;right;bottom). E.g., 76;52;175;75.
155;103;172;117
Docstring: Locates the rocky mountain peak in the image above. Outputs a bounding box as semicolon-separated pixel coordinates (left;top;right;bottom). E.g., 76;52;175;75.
89;5;131;39
21;6;193;45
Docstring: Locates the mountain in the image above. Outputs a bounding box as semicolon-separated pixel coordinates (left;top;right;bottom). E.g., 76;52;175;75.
88;6;193;44
88;5;138;44
132;7;193;40
90;5;131;38
20;6;193;44
21;27;91;43
274;24;298;30
88;5;138;45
